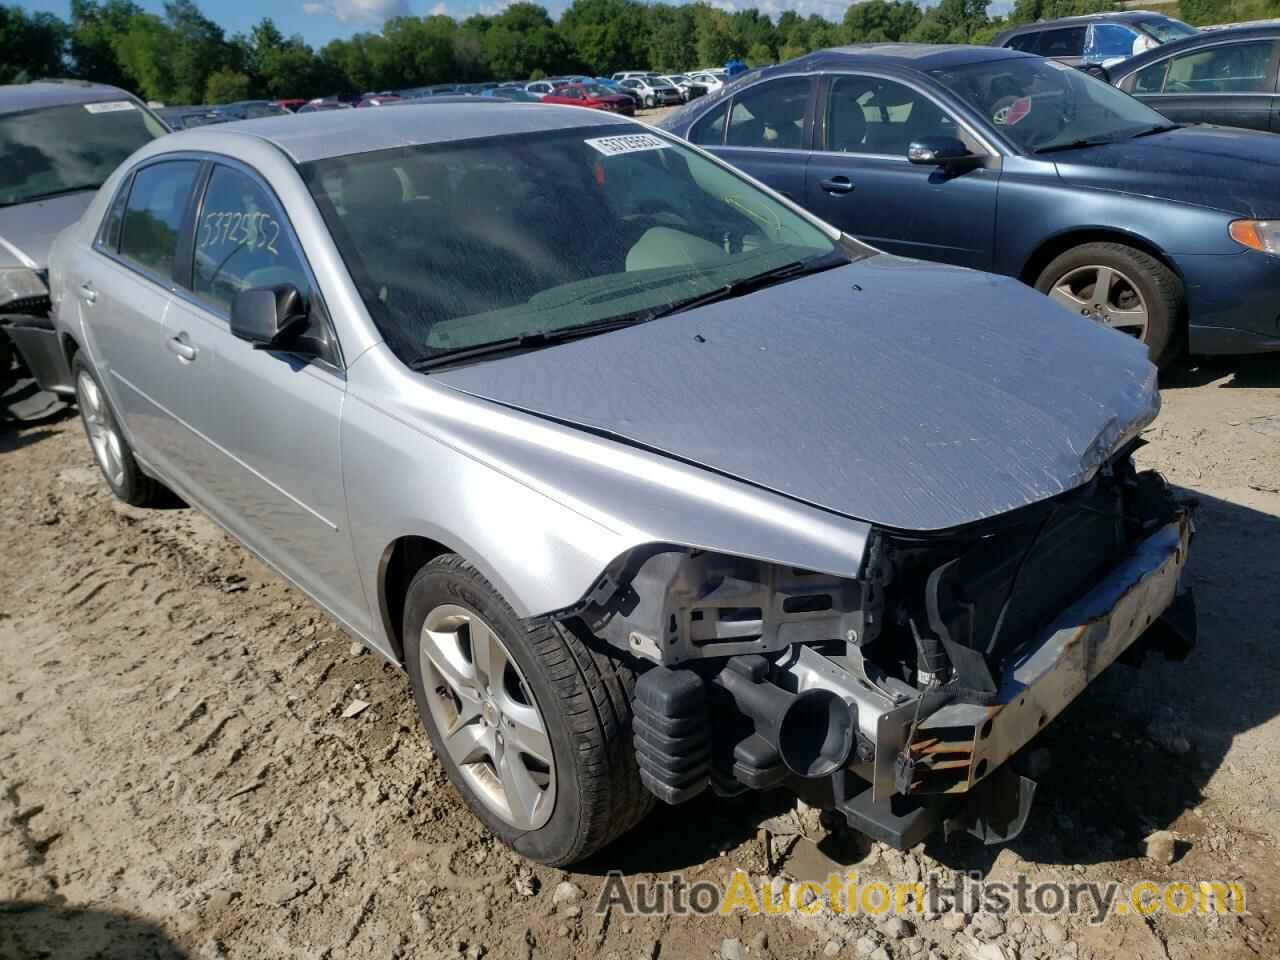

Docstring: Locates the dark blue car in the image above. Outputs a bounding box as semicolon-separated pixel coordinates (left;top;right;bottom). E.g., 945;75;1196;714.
659;44;1280;363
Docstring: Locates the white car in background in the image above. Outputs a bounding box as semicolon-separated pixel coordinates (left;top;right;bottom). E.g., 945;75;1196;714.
524;80;556;99
688;72;725;93
618;76;683;108
659;75;700;102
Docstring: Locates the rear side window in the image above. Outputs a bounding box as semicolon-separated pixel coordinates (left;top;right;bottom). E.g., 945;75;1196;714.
98;175;131;251
1163;41;1275;93
1005;33;1041;53
193;165;310;314
119;160;200;278
1039;26;1087;58
725;77;810;150
691;99;730;145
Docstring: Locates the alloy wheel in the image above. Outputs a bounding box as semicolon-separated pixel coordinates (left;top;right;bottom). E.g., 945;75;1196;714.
1047;264;1149;342
76;371;125;489
419;604;556;830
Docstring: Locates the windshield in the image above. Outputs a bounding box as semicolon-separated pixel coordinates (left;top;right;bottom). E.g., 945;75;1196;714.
1138;17;1197;43
301;125;845;364
0;101;166;206
929;56;1170;154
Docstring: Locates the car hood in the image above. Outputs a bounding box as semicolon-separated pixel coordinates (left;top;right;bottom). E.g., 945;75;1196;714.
0;190;96;269
434;256;1159;533
1051;126;1280;216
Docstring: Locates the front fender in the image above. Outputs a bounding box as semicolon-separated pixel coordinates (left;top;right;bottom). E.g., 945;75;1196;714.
342;345;872;652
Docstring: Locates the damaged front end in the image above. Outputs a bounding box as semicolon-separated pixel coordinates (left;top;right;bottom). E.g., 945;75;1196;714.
557;450;1196;848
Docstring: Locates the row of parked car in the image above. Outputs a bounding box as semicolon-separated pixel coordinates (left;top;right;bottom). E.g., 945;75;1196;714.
155;69;733;131
0;63;1201;869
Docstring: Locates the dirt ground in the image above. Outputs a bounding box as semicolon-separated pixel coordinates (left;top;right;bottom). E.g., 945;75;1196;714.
1;353;1278;960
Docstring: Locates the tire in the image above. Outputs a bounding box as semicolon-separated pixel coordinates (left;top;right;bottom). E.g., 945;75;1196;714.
72;352;161;506
404;554;653;865
644;95;655;108
1034;241;1182;368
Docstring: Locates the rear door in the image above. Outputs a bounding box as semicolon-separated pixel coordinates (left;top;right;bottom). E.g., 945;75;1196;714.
159;159;364;630
77;157;202;478
802;73;999;271
1124;39;1280;130
689;75;815;201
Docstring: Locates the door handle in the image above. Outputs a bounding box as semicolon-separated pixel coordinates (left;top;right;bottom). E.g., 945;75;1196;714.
78;282;97;305
819;176;855;195
167;334;198;363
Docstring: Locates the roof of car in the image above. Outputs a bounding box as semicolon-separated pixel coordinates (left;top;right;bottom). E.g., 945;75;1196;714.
1110;21;1280;76
996;10;1173;36
0;79;141;115
776;44;1031;73
152;101;634;164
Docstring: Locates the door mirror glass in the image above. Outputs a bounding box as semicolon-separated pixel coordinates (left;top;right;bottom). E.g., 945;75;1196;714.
230;284;309;349
907;136;975;166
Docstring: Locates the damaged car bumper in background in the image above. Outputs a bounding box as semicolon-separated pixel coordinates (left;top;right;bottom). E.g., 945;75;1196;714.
557;453;1195;849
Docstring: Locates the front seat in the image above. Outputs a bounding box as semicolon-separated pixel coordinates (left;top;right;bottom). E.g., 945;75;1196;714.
828;92;868;152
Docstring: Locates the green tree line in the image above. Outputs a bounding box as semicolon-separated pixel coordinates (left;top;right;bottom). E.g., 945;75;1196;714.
0;0;1269;105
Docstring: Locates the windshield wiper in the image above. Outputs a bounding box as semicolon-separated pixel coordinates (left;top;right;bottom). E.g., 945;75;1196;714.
1130;123;1180;139
0;184;103;206
1032;137;1111;155
409;315;648;371
645;255;845;321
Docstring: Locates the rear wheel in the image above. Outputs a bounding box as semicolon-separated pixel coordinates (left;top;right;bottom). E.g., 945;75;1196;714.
73;353;161;506
404;554;652;865
1034;241;1182;368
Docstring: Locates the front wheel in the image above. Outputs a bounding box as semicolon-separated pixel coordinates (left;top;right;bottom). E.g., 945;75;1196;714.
644;95;655;108
1034;241;1182;368
404;555;653;865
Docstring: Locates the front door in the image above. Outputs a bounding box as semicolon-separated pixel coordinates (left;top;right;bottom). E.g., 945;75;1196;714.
803;74;1000;271
159;161;366;633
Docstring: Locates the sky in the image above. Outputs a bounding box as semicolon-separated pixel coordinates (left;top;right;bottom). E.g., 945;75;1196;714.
19;0;1007;51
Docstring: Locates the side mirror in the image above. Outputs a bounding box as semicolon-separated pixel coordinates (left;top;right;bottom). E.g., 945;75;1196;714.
907;136;977;167
230;284;309;350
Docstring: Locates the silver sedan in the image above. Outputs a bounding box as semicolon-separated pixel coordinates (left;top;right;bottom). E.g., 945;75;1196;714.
49;103;1194;865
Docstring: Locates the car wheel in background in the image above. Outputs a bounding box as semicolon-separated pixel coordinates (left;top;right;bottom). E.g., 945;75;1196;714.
645;95;655;108
1035;241;1182;368
404;554;653;865
72;353;162;505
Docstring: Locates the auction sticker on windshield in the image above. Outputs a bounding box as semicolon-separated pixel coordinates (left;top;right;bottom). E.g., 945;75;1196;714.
585;133;670;157
84;101;136;114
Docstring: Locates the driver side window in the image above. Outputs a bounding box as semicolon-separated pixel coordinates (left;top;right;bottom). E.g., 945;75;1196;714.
826;75;972;157
192;165;310;315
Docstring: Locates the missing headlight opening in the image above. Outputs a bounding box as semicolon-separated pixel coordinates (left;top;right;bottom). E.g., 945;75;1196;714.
558;447;1196;850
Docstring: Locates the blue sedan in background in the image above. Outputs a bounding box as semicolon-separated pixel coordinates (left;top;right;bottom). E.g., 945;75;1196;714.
660;45;1280;364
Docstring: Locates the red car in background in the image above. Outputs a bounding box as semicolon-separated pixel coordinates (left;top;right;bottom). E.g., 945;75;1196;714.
273;98;307;113
541;83;634;116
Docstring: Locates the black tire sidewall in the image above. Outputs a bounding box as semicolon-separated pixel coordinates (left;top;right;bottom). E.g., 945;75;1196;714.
1034;243;1178;366
72;353;150;505
403;559;588;864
